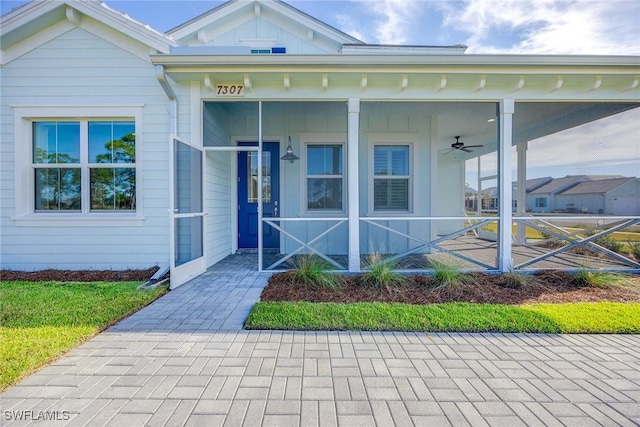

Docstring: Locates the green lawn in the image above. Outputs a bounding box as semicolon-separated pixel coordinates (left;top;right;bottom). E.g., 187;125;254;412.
478;223;640;242
0;281;167;391
245;301;640;334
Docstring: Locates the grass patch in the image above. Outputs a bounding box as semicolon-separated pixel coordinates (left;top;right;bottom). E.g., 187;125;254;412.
571;270;632;288
290;255;340;290
362;254;405;289
245;301;640;334
525;303;640;334
0;281;166;391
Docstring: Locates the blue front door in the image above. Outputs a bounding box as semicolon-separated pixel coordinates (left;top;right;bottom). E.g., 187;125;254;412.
238;142;280;249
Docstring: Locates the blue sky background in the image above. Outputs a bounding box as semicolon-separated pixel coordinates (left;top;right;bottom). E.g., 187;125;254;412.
3;0;639;54
2;0;639;180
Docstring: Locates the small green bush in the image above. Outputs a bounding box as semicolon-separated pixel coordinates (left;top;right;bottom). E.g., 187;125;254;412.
628;242;640;261
593;235;622;253
501;271;527;289
291;255;340;289
430;261;473;290
362;254;405;289
572;269;630;288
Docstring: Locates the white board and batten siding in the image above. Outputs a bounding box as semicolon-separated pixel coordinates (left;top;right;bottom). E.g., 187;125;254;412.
1;28;173;270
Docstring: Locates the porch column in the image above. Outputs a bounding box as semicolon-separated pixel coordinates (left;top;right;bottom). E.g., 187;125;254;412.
497;99;515;272
515;142;528;246
347;98;361;272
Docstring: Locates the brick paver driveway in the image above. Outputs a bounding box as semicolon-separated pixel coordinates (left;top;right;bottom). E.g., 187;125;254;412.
2;255;639;426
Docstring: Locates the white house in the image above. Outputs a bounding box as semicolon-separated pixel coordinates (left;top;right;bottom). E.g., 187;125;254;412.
554;177;640;215
2;0;639;286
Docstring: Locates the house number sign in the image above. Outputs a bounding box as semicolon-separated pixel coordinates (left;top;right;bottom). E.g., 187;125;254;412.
216;84;245;97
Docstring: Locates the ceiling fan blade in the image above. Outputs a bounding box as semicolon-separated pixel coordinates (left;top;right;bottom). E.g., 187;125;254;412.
441;148;455;155
463;145;484;148
460;148;472;153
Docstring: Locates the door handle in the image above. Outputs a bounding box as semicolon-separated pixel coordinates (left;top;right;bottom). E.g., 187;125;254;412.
274;207;278;217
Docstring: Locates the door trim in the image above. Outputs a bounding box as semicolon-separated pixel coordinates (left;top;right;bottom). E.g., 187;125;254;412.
229;136;282;253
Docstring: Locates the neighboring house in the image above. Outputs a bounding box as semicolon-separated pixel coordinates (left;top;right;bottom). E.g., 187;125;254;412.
526;175;626;213
1;0;639;285
554;177;640;215
475;177;552;212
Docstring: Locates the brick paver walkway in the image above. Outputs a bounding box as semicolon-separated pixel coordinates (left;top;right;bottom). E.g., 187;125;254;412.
2;254;639;426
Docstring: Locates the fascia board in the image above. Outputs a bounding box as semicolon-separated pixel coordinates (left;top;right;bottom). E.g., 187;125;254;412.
69;1;177;52
1;0;176;53
150;53;640;71
167;1;248;40
168;0;361;46
0;1;60;35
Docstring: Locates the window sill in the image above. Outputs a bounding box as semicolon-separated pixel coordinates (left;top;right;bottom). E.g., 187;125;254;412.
12;214;146;227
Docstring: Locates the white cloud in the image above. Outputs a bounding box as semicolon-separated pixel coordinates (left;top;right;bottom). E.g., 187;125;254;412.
335;14;367;42
438;0;640;54
358;0;423;45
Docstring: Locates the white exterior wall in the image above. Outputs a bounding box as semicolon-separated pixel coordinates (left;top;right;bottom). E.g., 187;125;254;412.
204;151;232;266
1;28;172;270
434;156;465;235
554;194;605;214
213;17;333;54
607;180;640;215
359;103;432;254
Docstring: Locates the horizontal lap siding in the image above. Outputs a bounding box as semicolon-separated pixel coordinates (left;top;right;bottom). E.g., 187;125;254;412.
1;28;172;271
205;152;232;266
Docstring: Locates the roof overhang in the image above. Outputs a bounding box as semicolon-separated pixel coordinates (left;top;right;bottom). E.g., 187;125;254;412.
151;53;640;103
1;0;176;58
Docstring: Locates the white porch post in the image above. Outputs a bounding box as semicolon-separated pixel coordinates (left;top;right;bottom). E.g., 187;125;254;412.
476;156;482;215
347;98;361;272
257;101;263;271
515;142;528;246
498;99;515;272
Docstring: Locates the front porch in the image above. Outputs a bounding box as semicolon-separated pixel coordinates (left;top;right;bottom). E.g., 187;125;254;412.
194;99;639;277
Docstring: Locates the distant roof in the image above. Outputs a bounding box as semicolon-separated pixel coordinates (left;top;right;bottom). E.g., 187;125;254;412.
524;177;553;192
559;177;636;195
529;175;623;195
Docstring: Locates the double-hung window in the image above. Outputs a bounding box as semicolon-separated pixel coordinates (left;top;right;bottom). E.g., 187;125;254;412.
31;119;136;213
373;145;410;211
306;143;344;211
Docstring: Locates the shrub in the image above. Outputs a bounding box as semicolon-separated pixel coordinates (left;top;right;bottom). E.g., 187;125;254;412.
593;235;622;253
362;254;405;289
430;261;473;290
500;271;528;289
629;242;640;261
291;255;340;289
572;269;630;289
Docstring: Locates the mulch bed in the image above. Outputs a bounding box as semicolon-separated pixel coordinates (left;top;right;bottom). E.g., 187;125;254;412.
1;267;160;282
261;270;640;305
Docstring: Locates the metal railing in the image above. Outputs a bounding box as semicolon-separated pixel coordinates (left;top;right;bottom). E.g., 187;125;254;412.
260;217;348;271
512;216;640;270
360;216;499;271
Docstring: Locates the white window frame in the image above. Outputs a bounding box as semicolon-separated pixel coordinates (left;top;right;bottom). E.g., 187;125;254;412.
300;133;347;215
13;105;144;226
367;134;416;215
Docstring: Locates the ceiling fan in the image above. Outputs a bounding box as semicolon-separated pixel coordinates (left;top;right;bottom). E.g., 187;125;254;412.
441;136;484;154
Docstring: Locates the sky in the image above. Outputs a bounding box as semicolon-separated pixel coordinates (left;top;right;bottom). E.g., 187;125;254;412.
2;0;639;180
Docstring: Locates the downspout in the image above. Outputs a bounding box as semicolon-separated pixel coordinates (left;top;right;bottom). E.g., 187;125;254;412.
155;64;177;135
